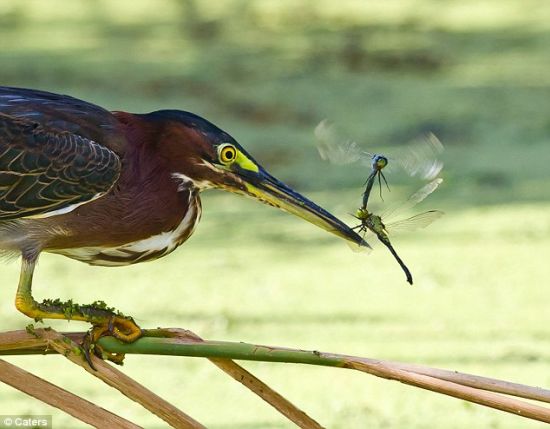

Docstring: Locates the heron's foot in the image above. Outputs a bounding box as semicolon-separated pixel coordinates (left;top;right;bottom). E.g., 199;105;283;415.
92;313;143;343
15;295;141;368
82;314;142;368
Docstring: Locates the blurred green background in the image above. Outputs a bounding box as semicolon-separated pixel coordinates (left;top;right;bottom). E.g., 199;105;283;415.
1;0;549;427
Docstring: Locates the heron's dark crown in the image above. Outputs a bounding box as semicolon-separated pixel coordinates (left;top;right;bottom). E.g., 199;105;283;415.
140;110;235;145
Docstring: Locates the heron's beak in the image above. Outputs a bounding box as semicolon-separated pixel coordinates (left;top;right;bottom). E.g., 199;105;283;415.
237;166;370;248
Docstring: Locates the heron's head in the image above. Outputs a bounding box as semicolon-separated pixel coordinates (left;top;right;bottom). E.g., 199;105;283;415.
140;110;367;247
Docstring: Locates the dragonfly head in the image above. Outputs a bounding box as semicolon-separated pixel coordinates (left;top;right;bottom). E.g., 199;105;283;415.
355;207;369;220
371;154;388;171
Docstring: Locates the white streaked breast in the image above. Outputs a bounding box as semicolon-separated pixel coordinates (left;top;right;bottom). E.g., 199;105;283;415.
121;201;198;254
53;198;202;267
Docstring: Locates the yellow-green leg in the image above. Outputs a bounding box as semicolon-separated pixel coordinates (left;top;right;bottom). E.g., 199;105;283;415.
15;256;142;364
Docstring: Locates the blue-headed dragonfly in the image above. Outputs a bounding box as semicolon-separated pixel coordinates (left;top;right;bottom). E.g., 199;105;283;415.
314;120;444;209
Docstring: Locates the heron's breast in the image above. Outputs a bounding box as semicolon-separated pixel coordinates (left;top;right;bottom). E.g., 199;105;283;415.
53;198;202;266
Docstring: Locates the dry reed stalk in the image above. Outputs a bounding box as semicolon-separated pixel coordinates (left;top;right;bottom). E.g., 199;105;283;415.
0;358;140;429
3;328;550;426
40;329;206;429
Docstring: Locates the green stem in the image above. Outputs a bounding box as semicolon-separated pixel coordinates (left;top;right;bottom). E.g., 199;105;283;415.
98;337;344;368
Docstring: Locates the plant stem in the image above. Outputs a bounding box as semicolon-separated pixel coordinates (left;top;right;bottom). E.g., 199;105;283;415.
100;336;343;366
0;358;140;429
97;333;550;424
3;328;550;426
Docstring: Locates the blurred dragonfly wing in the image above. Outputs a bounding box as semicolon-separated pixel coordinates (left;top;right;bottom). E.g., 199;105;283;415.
385;210;444;234
394;133;444;180
314;120;366;165
382;178;443;221
315;122;443;178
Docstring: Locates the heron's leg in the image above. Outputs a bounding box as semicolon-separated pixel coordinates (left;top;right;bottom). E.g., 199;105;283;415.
15;255;142;344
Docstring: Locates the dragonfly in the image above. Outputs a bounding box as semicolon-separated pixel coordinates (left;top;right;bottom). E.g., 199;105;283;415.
351;178;444;285
314;120;444;209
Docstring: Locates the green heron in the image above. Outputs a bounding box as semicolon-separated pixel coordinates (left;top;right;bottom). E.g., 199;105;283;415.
0;86;366;355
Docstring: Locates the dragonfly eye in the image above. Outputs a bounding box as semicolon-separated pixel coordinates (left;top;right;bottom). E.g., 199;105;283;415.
371;154;388;170
375;156;388;169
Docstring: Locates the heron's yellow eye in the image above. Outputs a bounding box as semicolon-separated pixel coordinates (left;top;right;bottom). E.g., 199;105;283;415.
218;143;237;165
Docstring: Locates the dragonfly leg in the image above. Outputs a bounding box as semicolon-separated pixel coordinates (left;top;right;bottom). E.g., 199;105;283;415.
377;172;384;201
380;171;390;192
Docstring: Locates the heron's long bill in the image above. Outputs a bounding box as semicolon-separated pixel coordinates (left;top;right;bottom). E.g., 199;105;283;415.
241;167;370;248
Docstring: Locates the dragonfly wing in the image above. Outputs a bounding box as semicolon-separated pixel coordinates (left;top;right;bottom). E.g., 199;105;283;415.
394;133;444;180
386;210;444;234
407;177;443;206
382;178;443;221
314;120;364;165
349;210;443;251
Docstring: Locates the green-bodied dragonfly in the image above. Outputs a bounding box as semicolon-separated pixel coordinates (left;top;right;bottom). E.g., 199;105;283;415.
314;120;444;209
351;178;444;285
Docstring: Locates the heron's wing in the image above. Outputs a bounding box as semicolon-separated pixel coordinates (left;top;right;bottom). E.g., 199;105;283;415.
382;178;443;222
0;113;121;220
0;86;125;154
314;120;366;165
386;210;444;234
